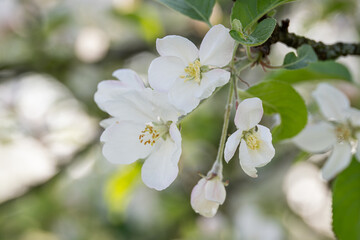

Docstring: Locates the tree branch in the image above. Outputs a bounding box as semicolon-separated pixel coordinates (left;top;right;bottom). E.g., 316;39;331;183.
253;19;360;60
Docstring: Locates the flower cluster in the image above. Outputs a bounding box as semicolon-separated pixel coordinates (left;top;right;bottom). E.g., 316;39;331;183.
293;83;360;180
95;25;276;217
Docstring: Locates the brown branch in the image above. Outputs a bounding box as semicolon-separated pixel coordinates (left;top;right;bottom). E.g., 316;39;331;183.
253;19;360;60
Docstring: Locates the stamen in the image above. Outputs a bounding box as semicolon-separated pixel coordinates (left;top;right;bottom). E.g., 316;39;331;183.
181;60;202;84
335;124;351;143
139;124;164;146
243;128;261;150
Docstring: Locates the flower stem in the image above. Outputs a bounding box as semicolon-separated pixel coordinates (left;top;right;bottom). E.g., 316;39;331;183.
214;44;239;168
215;79;234;166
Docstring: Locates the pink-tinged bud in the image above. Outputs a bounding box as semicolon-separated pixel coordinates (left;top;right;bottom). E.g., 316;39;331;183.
191;178;226;218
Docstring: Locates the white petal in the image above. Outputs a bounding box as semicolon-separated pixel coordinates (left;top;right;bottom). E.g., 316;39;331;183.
249;134;275;167
235;98;263;130
156;35;198;64
199;24;235;67
238;140;258;178
141;136;180;190
205;179;226;204
293;122;337;153
313;83;350;122
238;130;275;178
95;70;145;111
148;56;186;92
252;126;276;167
348;108;360;127
321;142;352;180
257;125;272;143
224;129;242;163
150;91;183;122
168;80;201;114
112;69;145;89
94;80;130;111
98;88;180;123
356;132;360;162
97;89;155;122
99;118;116;129
100;121;152;165
169;122;182;164
196;69;230;99
191;179;220;218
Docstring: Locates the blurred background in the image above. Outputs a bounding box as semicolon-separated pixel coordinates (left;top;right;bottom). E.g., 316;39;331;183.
1;0;360;239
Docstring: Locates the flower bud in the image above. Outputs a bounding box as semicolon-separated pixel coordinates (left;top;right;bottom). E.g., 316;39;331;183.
191;177;226;218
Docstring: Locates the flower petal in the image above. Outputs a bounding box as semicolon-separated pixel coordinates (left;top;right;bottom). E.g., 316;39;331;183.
313;83;350;122
199;24;235;67
321;142;352;180
238;128;275;178
293;122;337;153
100;121;152;165
238;140;258;178
348;108;360;127
252;126;275;167
168;80;200;114
97;88;180;123
224;129;242;163
112;69;145;89
141;136;180;190
196;69;230;99
156;35;198;64
169;122;182;164
205;179;226;204
257;125;272;143
99;118;116;129
148;56;186;92
356;132;360;163
191;178;220;218
235;98;263;130
94;80;129;111
96;89;156;122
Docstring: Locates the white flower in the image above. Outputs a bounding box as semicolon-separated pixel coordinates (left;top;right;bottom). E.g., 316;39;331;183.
293;83;360;180
148;24;235;114
191;176;226;218
224;98;275;177
94;69;182;190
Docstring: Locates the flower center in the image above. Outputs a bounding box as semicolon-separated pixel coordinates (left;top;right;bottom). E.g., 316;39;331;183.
138;123;169;146
335;124;351;143
244;130;260;150
180;59;202;84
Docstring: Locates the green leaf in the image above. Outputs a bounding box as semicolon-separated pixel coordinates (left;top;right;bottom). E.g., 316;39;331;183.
238;81;307;142
266;61;353;84
332;158;360;240
283;44;318;70
157;0;215;25
230;18;276;46
231;0;295;31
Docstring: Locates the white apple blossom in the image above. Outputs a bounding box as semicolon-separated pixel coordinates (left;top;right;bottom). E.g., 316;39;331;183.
293;83;360;180
148;24;235;114
224;98;275;177
191;175;226;218
94;69;182;190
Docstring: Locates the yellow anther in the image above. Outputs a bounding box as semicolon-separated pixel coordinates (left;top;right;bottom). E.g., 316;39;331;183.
139;124;162;146
245;134;260;150
181;60;202;84
335;124;351;143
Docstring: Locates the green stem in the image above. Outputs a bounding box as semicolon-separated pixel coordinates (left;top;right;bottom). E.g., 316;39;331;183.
215;79;234;166
246;46;256;62
213;44;239;168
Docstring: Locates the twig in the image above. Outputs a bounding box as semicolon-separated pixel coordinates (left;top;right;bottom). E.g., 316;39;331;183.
253;19;360;60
